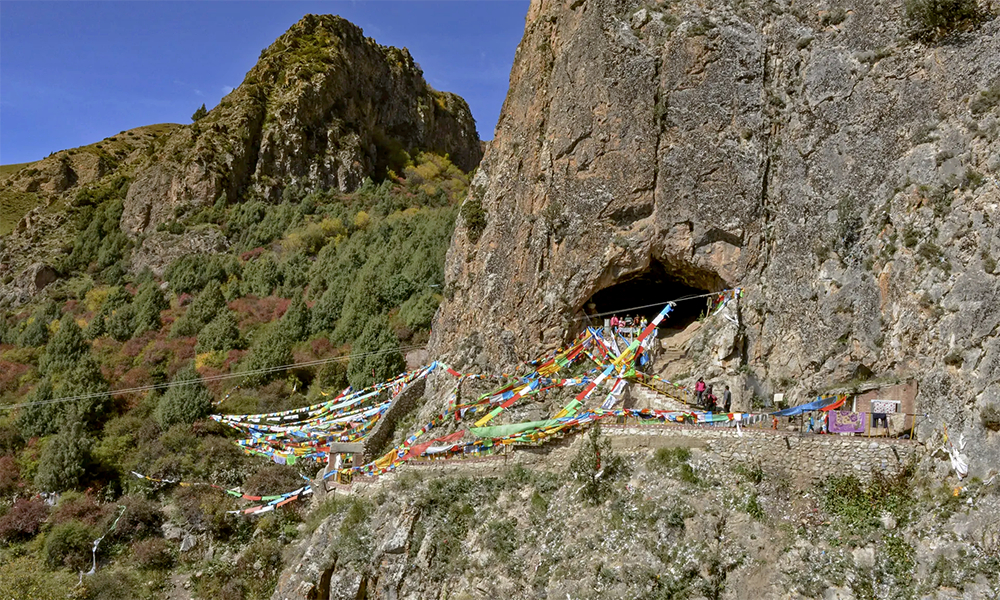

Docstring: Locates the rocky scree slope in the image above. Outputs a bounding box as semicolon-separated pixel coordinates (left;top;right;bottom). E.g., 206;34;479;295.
429;0;1000;476
0;13;481;302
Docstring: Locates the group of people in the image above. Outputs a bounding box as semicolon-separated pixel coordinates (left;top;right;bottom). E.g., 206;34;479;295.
694;377;731;412
608;314;649;331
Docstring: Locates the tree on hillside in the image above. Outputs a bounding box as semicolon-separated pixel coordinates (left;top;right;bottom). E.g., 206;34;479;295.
17;301;61;347
39;314;88;375
346;315;405;389
191;103;208;122
568;423;630;504
239;323;292;386
280;294;310;343
155;364;213;428
195;310;241;354
132;280;167;336
172;280;226;337
35;421;94;493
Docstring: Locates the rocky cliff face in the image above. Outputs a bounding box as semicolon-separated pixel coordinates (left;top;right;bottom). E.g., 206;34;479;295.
430;0;1000;474
120;14;481;237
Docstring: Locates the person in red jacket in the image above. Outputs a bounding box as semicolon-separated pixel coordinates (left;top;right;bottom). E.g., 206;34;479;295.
695;377;706;406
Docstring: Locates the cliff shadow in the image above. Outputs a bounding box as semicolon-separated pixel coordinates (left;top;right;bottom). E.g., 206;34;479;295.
581;259;717;334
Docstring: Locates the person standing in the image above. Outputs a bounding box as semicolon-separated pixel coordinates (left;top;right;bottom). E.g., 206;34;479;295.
723;385;732;412
695;377;706;406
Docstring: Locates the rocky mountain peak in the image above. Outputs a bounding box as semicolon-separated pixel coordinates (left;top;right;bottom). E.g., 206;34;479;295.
119;13;481;237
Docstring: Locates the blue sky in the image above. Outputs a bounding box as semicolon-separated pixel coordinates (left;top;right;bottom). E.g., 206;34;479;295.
0;1;529;165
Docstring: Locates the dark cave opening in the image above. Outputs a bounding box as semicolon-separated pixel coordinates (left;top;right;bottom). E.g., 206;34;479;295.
582;260;718;334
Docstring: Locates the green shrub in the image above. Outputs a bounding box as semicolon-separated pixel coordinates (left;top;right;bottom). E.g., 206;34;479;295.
44;520;98;571
164;253;240;295
242;464;305;497
35;421;95;492
155;364;213;428
21;354;110;437
239;323;292;386
279;294;310;343
191;103;207;122
106;302;136;342
172;279;226;337
113;495;163;542
904;0;987;41
568;424;630;503
460;194;487;243
821;470;914;535
132;280;167;336
85;286;131;339
970;81;1000;115
242;253;282;297
346;315;405;389
39;314;89;375
18;301;61;347
484;517;519;562
195;310;241;353
398;292;440;330
309;286;345;334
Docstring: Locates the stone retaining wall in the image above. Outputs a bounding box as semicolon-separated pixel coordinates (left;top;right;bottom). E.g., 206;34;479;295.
603;423;920;484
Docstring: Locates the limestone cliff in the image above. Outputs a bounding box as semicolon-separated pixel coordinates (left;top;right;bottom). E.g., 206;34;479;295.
430;0;1000;474
120;14;481;237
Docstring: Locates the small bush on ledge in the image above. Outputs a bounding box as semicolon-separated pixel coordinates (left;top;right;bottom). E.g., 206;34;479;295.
904;0;990;42
981;404;1000;432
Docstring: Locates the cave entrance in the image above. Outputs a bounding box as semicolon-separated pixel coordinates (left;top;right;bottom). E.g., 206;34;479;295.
582;260;718;334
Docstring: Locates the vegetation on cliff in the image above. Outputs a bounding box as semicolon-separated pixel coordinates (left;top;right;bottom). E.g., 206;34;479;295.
0;140;472;596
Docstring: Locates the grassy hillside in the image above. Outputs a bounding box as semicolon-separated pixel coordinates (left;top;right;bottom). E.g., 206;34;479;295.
0;150;471;599
0;123;182;236
0;162;38;180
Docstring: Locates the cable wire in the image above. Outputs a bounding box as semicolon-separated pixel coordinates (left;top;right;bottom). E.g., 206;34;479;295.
571;288;735;321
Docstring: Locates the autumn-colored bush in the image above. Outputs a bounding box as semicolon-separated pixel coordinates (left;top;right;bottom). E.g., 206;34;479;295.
0;455;23;496
242;464;305;498
230;295;290;329
0;424;25;455
130;537;174;570
172;485;242;541
110;495;163;543
0;498;50;542
49;491;113;528
0;360;31;395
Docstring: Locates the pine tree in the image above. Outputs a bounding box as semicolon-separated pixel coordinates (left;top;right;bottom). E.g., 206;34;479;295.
195;310;241;353
132;280;167;336
346;315;405;389
191;103;208;122
155;364;214;428
310;286;344;335
567;423;630;504
173;280;226;337
107;302;136;341
39;314;88;375
18;301;60;347
239;323;292;386
280;294;310;343
35;421;93;493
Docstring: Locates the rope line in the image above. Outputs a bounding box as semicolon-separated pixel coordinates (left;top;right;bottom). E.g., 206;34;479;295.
571;289;737;321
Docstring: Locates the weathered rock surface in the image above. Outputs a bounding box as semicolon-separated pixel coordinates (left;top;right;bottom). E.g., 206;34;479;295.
430;0;1000;476
120;14;482;237
129;227;230;277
